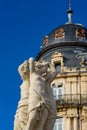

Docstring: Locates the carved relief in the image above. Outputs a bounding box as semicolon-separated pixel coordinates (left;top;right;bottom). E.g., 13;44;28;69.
55;28;64;39
81;107;87;130
43;35;48;45
57;109;67;117
67;108;78;117
76;28;86;38
80;57;87;66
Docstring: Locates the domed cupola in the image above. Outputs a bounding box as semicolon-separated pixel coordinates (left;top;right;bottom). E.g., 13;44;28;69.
42;24;87;48
36;5;87;69
41;8;87;50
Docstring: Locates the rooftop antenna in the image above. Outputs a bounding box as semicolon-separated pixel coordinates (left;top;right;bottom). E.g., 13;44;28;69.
67;0;73;23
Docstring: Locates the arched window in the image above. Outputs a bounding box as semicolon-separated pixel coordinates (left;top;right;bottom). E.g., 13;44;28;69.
53;118;63;130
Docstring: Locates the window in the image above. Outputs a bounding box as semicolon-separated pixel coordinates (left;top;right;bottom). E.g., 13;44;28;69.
55;63;61;73
52;84;63;100
51;52;64;73
53;118;63;130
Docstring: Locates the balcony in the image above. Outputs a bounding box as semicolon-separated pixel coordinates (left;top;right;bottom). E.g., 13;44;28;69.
56;94;87;107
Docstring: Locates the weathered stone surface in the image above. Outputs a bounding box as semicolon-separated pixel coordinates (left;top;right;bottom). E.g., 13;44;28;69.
14;57;57;130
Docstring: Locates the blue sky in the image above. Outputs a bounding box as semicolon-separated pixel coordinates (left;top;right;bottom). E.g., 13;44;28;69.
0;0;87;129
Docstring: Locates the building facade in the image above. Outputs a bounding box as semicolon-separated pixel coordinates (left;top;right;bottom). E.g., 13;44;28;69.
36;9;87;130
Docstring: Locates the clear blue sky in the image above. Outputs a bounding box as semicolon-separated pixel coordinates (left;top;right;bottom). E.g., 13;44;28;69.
0;0;87;129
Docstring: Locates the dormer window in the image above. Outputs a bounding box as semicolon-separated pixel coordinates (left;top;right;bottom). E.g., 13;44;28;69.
76;28;86;38
55;28;65;39
51;52;64;73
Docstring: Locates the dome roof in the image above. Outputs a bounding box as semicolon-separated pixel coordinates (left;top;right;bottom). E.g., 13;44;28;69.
36;9;87;67
42;23;87;49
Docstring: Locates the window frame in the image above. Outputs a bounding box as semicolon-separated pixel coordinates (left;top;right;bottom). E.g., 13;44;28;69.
53;118;64;130
52;84;63;100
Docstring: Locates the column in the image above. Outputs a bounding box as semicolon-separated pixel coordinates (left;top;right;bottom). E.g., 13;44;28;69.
74;117;78;130
67;117;72;130
63;117;67;130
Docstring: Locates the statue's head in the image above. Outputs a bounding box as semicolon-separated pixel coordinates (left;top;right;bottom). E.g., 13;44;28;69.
35;61;49;75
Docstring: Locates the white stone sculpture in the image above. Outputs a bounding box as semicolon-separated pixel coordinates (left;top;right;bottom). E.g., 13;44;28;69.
25;57;51;130
14;61;30;130
25;57;57;130
43;61;57;130
14;57;57;130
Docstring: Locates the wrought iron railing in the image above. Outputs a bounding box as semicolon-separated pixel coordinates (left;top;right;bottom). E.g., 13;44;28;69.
55;94;87;106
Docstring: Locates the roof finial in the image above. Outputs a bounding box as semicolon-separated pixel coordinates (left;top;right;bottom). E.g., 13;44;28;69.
69;0;71;10
67;0;73;23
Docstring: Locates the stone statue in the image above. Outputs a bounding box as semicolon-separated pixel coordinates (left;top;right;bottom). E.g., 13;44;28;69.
14;57;57;130
14;61;30;130
25;57;51;130
42;60;57;130
25;57;57;130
